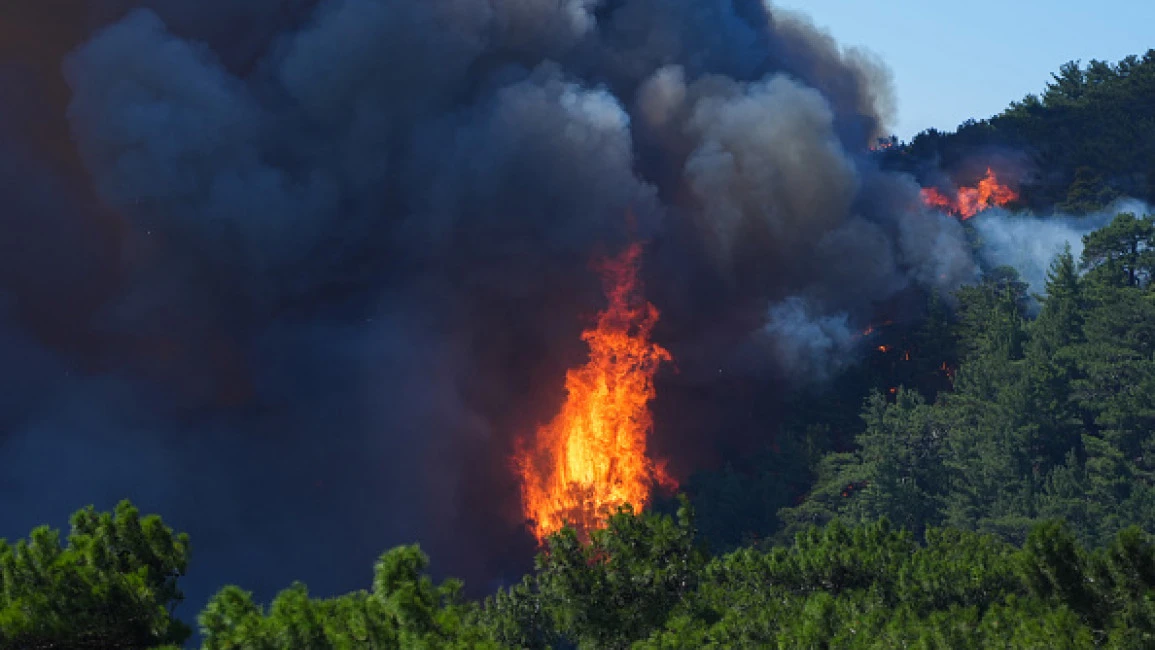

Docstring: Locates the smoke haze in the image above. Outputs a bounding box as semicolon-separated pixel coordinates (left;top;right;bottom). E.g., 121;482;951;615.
1;0;983;615
972;198;1152;297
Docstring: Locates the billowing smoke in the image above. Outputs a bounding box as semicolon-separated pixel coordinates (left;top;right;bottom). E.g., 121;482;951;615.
754;298;856;382
972;198;1152;297
1;0;980;614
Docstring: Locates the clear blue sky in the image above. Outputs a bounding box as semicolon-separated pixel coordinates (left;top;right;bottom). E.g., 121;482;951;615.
774;0;1155;141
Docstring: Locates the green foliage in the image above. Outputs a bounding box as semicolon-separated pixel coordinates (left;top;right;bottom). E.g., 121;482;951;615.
953;265;1030;363
1080;212;1155;288
777;391;948;541
484;498;705;650
0;500;191;649
634;516;1151;649
885;52;1155;211
199;545;496;650
776;212;1155;556
10;440;1155;650
482;503;1155;648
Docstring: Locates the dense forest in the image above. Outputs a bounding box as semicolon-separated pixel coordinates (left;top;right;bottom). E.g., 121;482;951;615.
880;51;1155;213
5;58;1155;650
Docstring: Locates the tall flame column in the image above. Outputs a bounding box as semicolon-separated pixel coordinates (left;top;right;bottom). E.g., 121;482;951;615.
515;243;674;544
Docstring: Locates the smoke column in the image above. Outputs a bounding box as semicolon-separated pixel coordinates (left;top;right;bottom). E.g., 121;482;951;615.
0;0;979;615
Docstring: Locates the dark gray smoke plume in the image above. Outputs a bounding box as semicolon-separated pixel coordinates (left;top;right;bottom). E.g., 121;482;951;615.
0;0;979;616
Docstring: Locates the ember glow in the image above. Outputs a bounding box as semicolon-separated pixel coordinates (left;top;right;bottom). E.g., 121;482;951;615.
921;168;1018;219
515;243;675;544
857;320;895;339
941;362;958;382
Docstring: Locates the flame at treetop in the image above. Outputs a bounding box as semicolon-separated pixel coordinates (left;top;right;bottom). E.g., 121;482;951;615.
515;242;675;544
920;168;1018;219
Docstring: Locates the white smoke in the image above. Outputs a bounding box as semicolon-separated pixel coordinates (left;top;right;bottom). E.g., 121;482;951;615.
755;297;857;383
971;198;1152;296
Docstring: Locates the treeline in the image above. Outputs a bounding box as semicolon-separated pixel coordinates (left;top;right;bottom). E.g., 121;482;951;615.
881;52;1155;213
4;499;1155;648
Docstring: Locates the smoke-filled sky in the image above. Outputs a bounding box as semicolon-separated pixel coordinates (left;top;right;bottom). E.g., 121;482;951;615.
0;0;992;619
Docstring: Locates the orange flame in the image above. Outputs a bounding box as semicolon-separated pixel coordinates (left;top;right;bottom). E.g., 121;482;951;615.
940;361;957;381
515;242;674;544
859;320;895;338
920;168;1018;219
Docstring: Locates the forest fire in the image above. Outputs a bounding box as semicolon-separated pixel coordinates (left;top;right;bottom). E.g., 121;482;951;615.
921;168;1018;219
515;243;675;544
859;320;895;338
940;361;957;382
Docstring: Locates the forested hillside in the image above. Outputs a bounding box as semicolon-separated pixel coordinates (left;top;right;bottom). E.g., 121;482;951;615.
781;213;1155;548
5;498;1155;648
881;52;1155;213
678;53;1155;556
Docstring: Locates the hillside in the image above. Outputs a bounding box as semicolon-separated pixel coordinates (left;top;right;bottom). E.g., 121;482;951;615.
880;51;1155;213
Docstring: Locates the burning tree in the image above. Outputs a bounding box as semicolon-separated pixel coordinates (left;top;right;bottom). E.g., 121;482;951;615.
921;168;1018;219
515;243;675;544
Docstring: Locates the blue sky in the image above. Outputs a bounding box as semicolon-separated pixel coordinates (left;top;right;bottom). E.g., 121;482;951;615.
774;0;1155;141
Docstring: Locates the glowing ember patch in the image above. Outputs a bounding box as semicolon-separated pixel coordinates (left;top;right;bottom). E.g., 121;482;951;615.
920;168;1018;219
857;320;894;339
515;243;674;544
940;362;957;382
